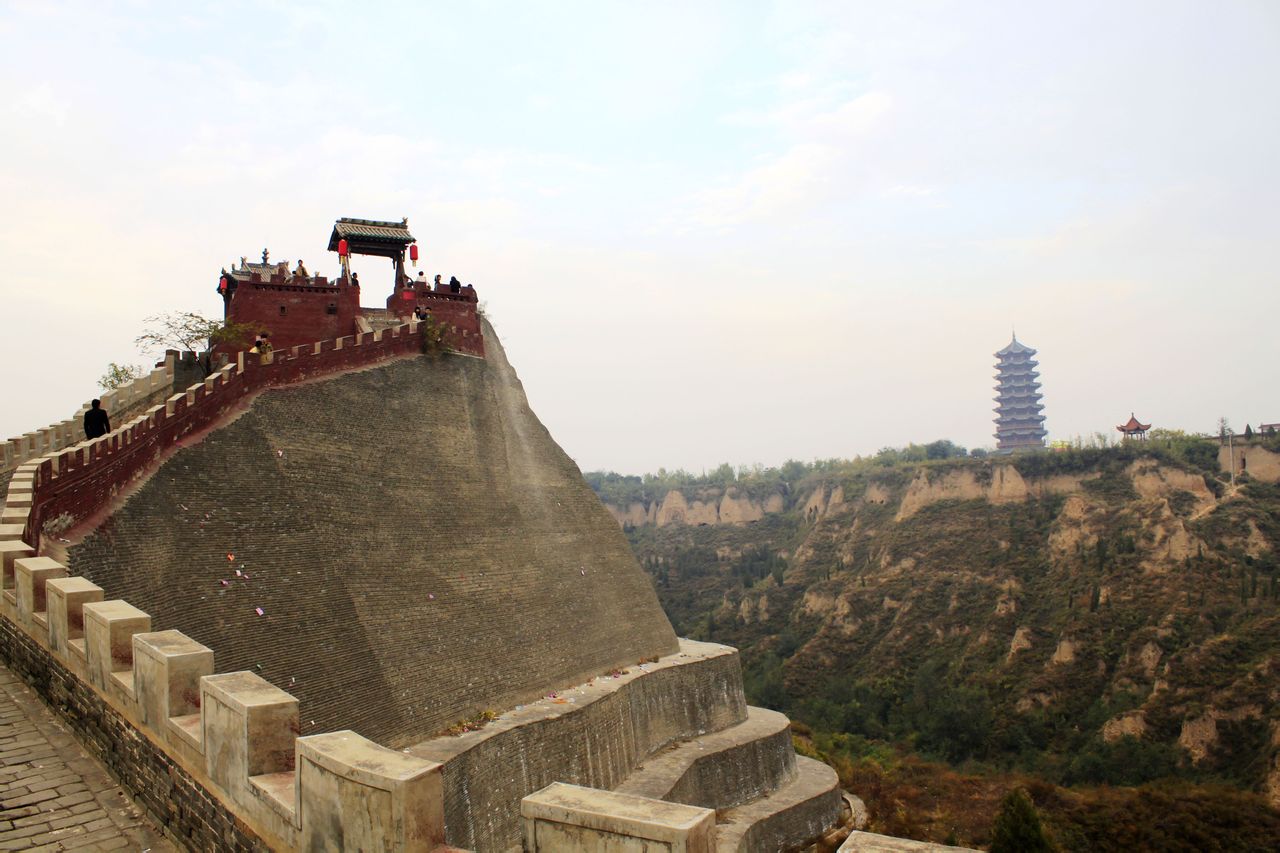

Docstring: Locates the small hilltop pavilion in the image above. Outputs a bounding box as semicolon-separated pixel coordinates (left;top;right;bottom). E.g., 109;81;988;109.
1117;413;1152;440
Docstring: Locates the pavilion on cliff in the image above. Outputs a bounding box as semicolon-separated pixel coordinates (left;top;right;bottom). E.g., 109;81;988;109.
993;334;1048;453
1117;413;1152;440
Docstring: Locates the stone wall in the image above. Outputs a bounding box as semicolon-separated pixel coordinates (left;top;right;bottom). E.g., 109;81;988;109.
414;640;745;851
64;318;678;748
2;354;181;475
0;616;266;851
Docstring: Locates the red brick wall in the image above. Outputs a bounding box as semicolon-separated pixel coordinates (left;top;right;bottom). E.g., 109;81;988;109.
219;276;361;355
386;284;481;353
24;324;475;547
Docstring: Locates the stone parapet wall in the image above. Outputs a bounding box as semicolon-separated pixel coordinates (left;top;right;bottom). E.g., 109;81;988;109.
12;320;482;550
0;614;266;851
0;541;445;851
412;640;746;852
2;354;179;475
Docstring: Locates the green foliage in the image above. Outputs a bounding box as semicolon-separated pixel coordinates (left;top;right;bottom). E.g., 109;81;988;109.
419;315;447;357
136;310;262;376
1062;737;1184;787
98;361;144;391
990;788;1053;853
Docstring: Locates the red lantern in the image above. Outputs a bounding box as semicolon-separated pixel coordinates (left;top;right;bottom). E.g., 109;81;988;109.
338;238;349;258
218;276;228;294
409;243;419;267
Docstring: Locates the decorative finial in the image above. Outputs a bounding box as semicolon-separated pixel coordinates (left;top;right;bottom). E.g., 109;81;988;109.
262;248;270;264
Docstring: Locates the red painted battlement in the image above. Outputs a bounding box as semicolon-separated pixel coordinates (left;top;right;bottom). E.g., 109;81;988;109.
218;271;483;360
19;320;480;552
218;272;361;355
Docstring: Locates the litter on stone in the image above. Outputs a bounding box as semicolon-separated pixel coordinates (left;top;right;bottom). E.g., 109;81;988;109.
255;607;264;616
220;580;229;587
227;553;235;561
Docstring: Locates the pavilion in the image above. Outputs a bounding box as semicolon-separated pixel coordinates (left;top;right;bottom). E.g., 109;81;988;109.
1117;413;1151;440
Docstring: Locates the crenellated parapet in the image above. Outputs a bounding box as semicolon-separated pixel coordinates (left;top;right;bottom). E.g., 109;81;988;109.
7;320;482;554
2;354;178;474
0;536;446;850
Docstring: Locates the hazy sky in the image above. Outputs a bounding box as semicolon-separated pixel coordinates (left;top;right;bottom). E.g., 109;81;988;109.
2;1;1277;474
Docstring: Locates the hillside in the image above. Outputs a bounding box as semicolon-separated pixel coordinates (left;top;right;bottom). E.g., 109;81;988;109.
63;319;678;748
587;439;1280;842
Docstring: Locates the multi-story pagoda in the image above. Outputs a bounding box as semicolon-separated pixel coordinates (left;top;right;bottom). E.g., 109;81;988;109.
993;334;1047;452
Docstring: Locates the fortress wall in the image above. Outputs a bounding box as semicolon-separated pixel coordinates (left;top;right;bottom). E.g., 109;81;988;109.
17;321;485;547
221;277;361;355
62;317;678;749
413;640;746;851
0;545;446;851
0;614;268;851
2;354;180;475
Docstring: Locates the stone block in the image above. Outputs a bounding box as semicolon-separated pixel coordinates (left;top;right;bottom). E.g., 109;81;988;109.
82;599;151;697
298;730;444;852
14;556;68;632
5;490;34;508
0;523;27;542
201;672;299;804
133;630;214;735
1;505;28;524
1;540;35;597
46;576;103;659
521;783;715;853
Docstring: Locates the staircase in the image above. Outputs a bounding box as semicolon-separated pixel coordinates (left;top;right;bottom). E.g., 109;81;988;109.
409;640;842;852
617;706;840;851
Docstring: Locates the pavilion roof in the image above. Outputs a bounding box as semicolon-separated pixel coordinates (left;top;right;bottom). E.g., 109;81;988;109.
1117;413;1151;433
327;217;416;258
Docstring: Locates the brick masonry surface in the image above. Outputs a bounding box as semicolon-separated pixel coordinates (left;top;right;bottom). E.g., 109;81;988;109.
66;319;679;748
0;618;267;852
0;660;178;852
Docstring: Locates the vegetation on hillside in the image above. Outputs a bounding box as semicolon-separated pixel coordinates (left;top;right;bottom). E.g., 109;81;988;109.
587;437;1280;847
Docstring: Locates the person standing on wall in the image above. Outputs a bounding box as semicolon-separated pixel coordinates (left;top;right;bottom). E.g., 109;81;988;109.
83;399;111;440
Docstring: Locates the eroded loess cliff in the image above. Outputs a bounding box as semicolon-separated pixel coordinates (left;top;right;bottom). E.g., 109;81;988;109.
598;451;1280;805
66;319;678;747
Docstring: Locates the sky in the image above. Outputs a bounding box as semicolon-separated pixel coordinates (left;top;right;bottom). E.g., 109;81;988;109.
1;1;1277;475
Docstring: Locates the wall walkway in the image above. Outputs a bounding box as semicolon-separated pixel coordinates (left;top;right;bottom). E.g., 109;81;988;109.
0;660;176;851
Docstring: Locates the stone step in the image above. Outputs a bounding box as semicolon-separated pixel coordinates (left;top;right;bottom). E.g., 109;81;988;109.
714;755;841;853
839;832;981;852
408;638;749;853
615;706;796;809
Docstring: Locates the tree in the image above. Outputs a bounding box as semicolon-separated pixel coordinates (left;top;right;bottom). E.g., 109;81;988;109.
1218;417;1232;442
98;362;144;391
1244;423;1254;440
135;311;260;376
990;788;1053;853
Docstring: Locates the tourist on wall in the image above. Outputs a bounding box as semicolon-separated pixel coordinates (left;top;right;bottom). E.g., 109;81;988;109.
83;399;111;439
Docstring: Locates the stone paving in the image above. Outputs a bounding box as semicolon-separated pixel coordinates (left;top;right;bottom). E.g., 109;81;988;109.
0;662;179;852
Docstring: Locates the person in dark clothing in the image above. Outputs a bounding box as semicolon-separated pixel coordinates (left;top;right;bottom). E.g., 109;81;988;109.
83;399;111;440
448;276;461;293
